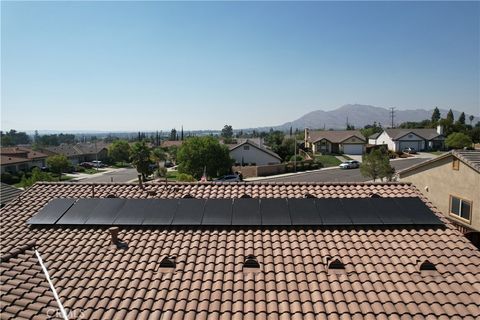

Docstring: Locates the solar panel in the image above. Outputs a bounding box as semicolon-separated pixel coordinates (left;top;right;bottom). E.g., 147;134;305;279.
113;199;149;225
143;199;178;225
171;199;205;225
316;198;352;225
232;198;261;225
27;198;76;225
370;198;414;225
395;197;442;225
261;199;291;225
342;198;383;225
288;198;322;225
84;198;126;225
56;199;100;225
202;199;233;225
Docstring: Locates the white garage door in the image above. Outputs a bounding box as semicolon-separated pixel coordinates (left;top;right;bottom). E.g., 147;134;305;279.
399;141;420;150
343;144;363;155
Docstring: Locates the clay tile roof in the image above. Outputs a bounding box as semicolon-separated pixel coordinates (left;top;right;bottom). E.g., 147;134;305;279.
307;130;366;144
0;183;23;207
398;150;480;175
1;182;480;319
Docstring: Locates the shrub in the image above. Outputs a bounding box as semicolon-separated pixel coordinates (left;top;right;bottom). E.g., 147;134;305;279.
177;173;196;182
1;172;21;185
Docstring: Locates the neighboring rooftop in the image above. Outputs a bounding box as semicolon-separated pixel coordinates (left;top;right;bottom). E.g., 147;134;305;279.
229;139;282;161
306;130;366;143
399;150;480;175
384;128;443;141
0;183;22;208
1;182;480;319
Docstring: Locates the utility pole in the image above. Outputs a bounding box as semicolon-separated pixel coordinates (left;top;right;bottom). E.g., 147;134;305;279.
390;107;395;128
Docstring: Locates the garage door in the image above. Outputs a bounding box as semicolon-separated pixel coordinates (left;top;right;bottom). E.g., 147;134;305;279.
399;141;420;151
343;144;363;155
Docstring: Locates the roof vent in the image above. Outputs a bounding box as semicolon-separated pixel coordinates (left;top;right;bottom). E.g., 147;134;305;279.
243;255;260;269
182;194;194;198
159;256;176;268
108;227;128;250
303;193;316;198
369;193;382;198
328;258;345;270
106;194;117;198
419;259;436;271
240;194;251;198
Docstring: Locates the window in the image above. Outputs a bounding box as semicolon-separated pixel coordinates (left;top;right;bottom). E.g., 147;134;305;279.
450;196;472;221
452;159;459;170
243;146;250;150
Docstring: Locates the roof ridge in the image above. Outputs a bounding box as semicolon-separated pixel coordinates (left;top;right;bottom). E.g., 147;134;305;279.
0;241;36;263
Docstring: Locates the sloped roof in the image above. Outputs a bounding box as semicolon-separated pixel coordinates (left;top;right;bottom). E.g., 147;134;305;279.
1;183;22;207
44;142;109;157
0;242;60;320
1;182;480;319
307;130;366;144
161;141;184;148
1;147;48;162
399;150;480;175
229;140;282;160
368;132;382;140
384;129;443;141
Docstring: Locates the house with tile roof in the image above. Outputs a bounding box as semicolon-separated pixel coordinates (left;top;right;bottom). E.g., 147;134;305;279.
42;142;109;165
0;183;22;208
229;139;282;165
304;129;366;155
398;150;480;234
371;127;445;152
1;181;480;319
0;147;48;174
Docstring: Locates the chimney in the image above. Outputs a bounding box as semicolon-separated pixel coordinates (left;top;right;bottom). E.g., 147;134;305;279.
437;125;444;135
109;227;119;244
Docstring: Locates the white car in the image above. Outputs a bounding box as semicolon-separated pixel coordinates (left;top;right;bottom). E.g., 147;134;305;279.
339;160;360;169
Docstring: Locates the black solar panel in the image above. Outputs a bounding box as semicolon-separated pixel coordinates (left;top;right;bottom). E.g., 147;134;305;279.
172;199;205;225
395;197;442;225
370;198;414;225
113;199;149;225
261;199;291;225
232;198;261;225
316;198;352;225
84;198;126;225
202;199;233;225
142;199;178;225
56;199;100;225
342;198;383;225
27;198;76;225
288;198;322;225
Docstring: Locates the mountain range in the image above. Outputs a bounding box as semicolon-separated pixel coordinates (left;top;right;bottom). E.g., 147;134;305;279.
274;104;478;130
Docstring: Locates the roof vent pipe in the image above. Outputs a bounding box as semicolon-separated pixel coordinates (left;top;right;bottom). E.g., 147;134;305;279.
109;227;119;244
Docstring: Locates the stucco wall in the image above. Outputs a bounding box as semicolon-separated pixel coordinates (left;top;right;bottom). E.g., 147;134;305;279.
376;132;396;151
230;145;281;166
399;155;480;231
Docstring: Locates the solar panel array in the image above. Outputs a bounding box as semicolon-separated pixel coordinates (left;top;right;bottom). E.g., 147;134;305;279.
27;197;443;227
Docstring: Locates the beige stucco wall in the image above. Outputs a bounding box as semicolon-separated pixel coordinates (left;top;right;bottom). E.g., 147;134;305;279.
399;155;480;231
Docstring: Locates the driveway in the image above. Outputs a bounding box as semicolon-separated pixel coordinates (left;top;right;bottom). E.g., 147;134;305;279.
74;168;139;183
258;158;429;183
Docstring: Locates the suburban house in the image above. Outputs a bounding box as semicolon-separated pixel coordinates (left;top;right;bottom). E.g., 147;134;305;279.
229;139;282;165
370;126;445;152
0;183;22;208
398;150;480;233
0;147;48;174
304;129;366;155
1;181;480;319
42;142;109;165
160;140;183;148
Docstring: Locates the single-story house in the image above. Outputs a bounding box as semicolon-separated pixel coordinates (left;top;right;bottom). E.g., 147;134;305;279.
0;147;48;174
304;129;366;155
398;149;480;233
2;181;480;319
229;139;282;165
371;127;445;152
43;142;109;165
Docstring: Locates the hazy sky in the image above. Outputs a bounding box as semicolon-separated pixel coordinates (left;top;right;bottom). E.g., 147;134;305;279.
2;1;479;132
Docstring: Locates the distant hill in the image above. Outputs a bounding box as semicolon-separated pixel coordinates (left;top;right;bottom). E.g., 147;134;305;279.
275;104;479;130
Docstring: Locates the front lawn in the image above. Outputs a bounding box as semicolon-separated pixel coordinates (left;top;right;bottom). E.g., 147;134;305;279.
315;155;342;167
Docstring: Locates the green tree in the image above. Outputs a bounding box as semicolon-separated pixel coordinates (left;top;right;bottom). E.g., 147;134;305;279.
177;136;233;179
221;125;234;143
445;132;473;149
170;129;177;141
47;155;71;179
20;167;54;188
446;109;454;123
360;122;383;139
130;141;154;181
108;140;131;165
431;107;441;124
469;115;475;125
360;149;394;182
151;147;167;177
457;112;466;125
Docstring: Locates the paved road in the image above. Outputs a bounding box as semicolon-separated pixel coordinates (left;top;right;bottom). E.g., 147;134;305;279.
260;158;428;183
78;168;139;183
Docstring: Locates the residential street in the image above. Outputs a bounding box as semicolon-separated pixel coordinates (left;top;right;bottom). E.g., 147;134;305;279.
73;168;139;183
258;158;429;183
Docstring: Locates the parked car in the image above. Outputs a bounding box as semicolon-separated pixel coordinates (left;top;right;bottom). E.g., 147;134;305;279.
339;160;360;169
80;162;94;169
91;160;107;168
214;174;242;182
402;147;417;154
